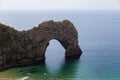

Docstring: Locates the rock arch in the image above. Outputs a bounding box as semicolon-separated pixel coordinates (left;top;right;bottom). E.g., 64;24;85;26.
0;20;82;69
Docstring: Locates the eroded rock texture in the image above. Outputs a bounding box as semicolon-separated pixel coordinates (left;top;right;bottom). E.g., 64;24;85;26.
0;20;82;69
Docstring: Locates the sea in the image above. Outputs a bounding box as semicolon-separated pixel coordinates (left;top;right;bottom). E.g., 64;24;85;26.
0;10;120;80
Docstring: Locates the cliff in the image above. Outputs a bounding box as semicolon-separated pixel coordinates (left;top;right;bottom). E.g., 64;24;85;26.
0;20;82;70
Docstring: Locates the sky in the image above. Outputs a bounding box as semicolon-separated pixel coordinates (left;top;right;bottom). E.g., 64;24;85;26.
0;0;120;10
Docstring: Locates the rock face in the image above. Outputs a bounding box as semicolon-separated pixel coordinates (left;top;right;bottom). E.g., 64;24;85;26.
0;20;82;69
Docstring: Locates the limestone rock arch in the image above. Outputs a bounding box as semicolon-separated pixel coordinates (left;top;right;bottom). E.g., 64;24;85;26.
0;20;82;69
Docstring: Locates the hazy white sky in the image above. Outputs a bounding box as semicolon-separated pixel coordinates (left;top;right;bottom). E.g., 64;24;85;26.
0;0;120;10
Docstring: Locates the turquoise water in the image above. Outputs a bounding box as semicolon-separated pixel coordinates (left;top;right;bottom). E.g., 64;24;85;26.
0;10;120;80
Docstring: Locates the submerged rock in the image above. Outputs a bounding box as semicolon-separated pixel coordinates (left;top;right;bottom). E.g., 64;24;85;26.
0;20;82;70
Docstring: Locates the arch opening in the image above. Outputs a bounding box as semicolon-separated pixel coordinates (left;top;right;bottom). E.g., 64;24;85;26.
45;39;65;61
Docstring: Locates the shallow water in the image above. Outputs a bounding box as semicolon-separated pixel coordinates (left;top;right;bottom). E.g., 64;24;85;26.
0;10;120;80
